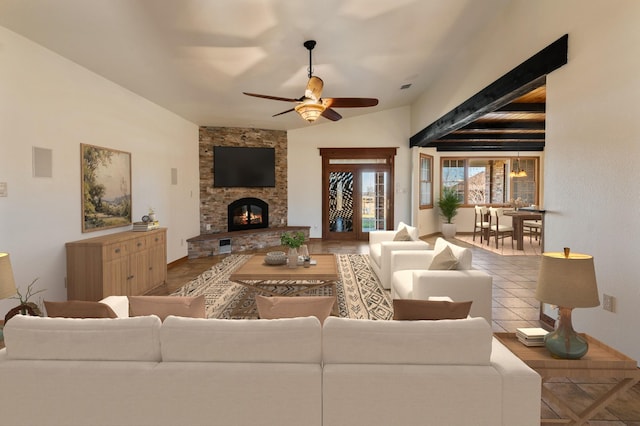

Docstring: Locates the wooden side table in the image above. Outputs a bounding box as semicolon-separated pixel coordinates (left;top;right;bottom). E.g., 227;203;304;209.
495;332;640;425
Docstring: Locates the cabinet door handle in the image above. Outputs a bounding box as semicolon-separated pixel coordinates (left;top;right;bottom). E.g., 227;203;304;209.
137;242;142;247
115;248;121;254
127;275;134;280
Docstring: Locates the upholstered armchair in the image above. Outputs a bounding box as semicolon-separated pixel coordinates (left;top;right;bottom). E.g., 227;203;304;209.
389;238;493;322
368;222;430;290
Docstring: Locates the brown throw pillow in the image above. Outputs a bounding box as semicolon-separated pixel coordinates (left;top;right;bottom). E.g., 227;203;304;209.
44;300;118;318
128;295;205;321
392;299;472;320
428;245;459;270
255;295;335;324
393;227;412;241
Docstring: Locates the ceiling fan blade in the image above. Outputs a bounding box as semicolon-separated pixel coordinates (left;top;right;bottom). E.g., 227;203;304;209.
324;97;379;108
321;108;342;121
243;92;299;103
272;108;295;117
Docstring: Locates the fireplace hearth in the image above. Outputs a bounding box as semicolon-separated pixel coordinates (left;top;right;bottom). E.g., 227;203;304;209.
228;197;269;232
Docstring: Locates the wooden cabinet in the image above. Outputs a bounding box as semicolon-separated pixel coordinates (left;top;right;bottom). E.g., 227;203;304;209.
66;228;167;301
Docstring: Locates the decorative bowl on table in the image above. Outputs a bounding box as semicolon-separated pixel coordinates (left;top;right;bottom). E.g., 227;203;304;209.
264;251;287;265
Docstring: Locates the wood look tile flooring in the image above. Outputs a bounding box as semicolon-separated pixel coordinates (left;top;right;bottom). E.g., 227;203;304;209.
156;236;640;424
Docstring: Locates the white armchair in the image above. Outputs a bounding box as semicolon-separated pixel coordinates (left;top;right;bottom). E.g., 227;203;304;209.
368;222;430;290
390;238;493;322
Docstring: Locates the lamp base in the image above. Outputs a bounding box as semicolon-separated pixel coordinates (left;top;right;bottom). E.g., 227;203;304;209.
545;306;589;359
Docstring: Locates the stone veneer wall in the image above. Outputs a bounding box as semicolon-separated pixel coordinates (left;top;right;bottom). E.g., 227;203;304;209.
199;126;288;234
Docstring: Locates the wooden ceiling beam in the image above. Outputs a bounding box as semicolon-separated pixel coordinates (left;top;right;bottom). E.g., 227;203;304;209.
410;34;567;148
426;141;545;151
458;121;545;131
438;133;545;141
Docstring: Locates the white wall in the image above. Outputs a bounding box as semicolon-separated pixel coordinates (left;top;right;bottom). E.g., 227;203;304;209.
410;0;640;361
0;26;200;316
287;107;412;238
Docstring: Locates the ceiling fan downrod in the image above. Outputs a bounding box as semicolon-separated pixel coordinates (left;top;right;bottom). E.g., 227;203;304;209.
304;40;316;79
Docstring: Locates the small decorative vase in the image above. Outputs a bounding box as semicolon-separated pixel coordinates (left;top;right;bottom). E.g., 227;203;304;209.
287;247;298;268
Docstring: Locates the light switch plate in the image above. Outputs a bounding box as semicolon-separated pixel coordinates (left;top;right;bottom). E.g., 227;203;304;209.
0;182;7;197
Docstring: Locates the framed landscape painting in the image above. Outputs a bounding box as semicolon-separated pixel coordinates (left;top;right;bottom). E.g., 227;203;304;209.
81;144;132;232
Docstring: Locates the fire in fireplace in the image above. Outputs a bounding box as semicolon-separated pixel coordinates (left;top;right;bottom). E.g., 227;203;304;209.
227;197;269;232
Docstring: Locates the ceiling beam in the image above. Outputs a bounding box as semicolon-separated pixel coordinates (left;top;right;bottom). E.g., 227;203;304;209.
429;141;545;151
438;133;545;141
457;121;545;131
410;34;567;148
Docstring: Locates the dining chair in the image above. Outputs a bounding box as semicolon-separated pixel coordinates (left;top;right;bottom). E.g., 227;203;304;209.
523;219;542;245
488;207;514;249
473;205;489;243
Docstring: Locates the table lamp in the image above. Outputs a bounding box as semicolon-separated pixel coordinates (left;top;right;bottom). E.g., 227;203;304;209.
0;253;17;299
535;248;600;359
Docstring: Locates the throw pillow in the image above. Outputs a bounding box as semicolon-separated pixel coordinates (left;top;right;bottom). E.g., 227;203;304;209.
44;300;118;318
128;295;205;321
393;227;412;241
428;245;459;270
255;295;335;324
397;221;419;240
392;299;472;320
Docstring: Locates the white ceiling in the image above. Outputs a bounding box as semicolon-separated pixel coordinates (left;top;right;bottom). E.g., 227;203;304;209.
0;0;512;130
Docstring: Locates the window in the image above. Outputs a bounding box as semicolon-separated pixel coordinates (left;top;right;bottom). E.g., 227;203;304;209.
419;154;433;209
441;157;538;206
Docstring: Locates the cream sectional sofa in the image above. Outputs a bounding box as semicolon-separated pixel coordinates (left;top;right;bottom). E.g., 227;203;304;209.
0;311;541;426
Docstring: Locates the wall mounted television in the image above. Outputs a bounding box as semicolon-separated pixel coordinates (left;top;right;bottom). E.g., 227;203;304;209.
213;146;276;187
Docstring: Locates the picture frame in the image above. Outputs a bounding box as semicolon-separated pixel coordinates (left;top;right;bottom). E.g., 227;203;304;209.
540;302;557;331
81;144;132;233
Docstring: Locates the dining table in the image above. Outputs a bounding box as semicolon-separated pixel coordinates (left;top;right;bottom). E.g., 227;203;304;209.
504;208;545;250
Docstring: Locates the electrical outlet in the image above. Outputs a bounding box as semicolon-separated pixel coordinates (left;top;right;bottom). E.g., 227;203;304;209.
602;293;615;313
205;224;211;231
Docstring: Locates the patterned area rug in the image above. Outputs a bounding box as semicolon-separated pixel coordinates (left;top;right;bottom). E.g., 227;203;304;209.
172;253;393;320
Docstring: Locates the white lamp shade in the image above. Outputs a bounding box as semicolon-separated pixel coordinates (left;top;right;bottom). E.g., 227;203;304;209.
0;253;18;299
536;251;600;308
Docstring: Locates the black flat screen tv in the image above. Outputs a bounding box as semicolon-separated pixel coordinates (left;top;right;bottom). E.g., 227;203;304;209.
213;146;276;187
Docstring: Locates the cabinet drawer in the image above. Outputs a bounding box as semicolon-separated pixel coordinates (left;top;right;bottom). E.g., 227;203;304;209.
147;232;165;247
131;236;148;252
104;242;131;260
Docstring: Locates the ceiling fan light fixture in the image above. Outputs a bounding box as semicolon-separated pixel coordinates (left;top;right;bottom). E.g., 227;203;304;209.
295;102;326;122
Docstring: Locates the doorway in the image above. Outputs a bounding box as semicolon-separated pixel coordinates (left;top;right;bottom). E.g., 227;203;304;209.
320;148;396;240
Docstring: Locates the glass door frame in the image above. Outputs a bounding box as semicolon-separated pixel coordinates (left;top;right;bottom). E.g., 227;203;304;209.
320;148;396;240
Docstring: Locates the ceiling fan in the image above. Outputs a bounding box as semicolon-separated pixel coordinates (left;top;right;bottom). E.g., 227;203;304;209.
243;40;379;123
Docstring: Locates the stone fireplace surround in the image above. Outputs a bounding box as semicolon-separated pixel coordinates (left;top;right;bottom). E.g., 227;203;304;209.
188;127;309;258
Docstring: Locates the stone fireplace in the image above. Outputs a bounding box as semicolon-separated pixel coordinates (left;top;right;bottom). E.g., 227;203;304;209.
228;197;269;232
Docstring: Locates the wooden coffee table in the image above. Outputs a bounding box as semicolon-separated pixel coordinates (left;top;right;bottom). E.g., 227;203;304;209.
228;254;339;317
495;332;640;425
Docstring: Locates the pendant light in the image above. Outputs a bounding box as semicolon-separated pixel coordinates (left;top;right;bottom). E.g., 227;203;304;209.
510;153;527;178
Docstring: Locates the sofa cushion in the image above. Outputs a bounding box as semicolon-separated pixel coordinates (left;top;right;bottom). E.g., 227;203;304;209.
428;245;459;270
160;316;322;363
3;314;162;361
255;295;334;324
128;295;205;321
433;237;472;270
44;300;118;318
322;316;491;365
398;221;418;240
392;299;472;320
393;227;412;241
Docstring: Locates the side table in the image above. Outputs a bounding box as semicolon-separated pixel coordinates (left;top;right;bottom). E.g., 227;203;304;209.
495;332;640;425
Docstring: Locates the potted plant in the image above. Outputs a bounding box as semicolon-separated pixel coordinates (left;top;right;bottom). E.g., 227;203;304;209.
437;186;462;238
280;231;306;268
